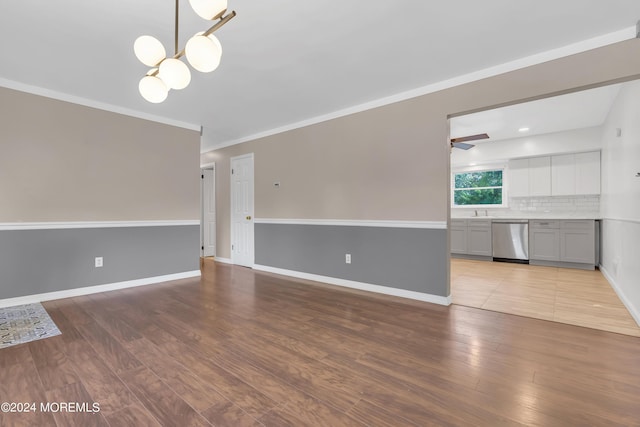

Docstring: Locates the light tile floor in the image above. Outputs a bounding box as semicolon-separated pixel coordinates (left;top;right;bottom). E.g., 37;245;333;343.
451;259;640;337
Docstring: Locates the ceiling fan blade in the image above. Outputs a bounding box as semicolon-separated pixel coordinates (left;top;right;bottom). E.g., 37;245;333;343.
450;133;489;144
450;132;488;150
451;142;475;150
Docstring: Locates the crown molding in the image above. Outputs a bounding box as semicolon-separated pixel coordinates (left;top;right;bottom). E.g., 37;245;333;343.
0;77;200;132
202;25;637;153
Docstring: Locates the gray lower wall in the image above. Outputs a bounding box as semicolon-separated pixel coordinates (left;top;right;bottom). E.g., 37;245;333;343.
255;223;449;297
0;225;200;300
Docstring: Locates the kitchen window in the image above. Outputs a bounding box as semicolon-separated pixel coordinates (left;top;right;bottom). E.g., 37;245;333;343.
452;168;505;207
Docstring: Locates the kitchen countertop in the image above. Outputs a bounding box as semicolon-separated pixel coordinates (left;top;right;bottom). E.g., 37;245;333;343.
451;215;602;220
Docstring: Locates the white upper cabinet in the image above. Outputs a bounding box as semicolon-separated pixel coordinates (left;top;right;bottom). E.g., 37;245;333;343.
508;158;529;197
529;156;552;196
508;156;551;197
551;151;600;196
509;151;600;197
574;151;600;195
551;154;576;196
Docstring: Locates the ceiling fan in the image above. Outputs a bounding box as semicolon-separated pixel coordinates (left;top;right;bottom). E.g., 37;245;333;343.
450;133;489;150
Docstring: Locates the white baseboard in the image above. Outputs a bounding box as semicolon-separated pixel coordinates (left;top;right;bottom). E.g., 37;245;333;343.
214;257;233;264
600;265;640;327
0;220;200;231
0;270;201;309
253;218;447;229
253;264;451;306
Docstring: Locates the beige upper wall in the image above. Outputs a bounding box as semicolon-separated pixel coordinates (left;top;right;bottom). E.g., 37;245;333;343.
204;39;640;258
204;102;450;219
0;87;201;222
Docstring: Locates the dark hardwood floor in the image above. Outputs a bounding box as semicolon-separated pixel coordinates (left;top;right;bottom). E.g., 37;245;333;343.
1;258;640;426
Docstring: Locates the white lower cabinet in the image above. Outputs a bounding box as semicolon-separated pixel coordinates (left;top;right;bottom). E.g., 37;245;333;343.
529;221;560;261
450;220;468;254
468;221;492;256
530;219;596;267
453;218;596;268
559;220;596;264
450;219;492;257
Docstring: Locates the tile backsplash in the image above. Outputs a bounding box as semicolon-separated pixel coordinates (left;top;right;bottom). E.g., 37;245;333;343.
509;195;600;213
454;195;600;218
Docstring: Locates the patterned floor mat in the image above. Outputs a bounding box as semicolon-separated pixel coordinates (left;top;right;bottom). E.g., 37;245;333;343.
0;303;61;349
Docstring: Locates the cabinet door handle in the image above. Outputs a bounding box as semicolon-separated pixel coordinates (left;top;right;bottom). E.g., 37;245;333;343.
246;216;252;220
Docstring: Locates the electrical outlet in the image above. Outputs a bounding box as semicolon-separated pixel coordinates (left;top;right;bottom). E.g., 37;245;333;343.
95;257;103;268
345;254;351;264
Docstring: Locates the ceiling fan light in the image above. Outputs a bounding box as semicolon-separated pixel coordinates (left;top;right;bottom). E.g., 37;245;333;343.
185;34;222;73
189;0;227;20
139;76;169;103
134;35;166;67
158;58;191;90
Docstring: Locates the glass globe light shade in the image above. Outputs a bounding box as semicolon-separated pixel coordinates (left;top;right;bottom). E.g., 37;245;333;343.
139;76;169;103
195;31;223;56
134;36;166;67
189;0;227;20
185;34;222;73
207;33;223;57
158;58;191;90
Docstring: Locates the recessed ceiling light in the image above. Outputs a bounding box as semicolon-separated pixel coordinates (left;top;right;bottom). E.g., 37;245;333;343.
518;127;530;132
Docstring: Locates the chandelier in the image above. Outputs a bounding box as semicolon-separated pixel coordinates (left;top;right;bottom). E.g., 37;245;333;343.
134;0;236;103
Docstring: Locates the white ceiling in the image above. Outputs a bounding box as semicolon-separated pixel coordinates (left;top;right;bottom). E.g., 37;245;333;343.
450;83;622;143
1;1;640;152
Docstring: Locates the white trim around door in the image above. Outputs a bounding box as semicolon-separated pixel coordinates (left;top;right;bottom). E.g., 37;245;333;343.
230;153;255;267
201;165;216;257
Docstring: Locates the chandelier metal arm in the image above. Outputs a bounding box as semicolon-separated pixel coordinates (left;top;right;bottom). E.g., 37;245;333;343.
146;10;236;77
202;10;236;38
175;0;179;56
172;10;236;58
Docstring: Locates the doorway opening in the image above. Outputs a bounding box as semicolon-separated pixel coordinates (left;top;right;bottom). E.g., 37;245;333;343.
448;81;640;337
201;164;216;258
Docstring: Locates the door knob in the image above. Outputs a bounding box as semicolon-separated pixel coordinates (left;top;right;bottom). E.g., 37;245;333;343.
246;216;252;220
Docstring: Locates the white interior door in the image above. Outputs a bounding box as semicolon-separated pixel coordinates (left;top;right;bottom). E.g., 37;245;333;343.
202;167;216;257
230;154;254;267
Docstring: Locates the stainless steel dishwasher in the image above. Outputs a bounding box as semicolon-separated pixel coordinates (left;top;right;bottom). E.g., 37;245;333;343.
492;220;529;263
